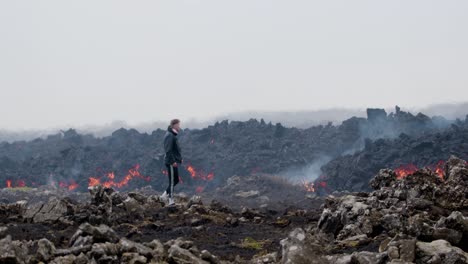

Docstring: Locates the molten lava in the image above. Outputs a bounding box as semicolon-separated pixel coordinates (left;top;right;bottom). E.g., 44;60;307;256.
394;164;419;179
395;161;446;180
67;181;79;191
6;180;12;188
183;163;215;193
89;177;100;187
185;165;214;181
432;160;445;180
88;164;150;189
59;180;79;191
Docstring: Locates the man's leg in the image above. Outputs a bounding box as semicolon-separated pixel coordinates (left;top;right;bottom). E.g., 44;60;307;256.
169;165;180;198
173;166;180;189
166;164;173;197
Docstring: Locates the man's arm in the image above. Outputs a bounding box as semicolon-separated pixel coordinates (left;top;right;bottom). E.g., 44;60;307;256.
164;134;176;165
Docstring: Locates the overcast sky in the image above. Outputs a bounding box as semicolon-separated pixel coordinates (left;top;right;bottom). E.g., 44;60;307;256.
0;1;467;130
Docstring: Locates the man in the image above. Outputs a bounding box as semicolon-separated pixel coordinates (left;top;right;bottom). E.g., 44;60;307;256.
161;119;182;205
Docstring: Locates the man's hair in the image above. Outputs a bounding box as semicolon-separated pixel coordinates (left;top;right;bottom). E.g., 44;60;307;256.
170;119;180;127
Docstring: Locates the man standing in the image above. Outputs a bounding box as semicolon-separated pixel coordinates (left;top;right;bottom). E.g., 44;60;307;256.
161;119;182;205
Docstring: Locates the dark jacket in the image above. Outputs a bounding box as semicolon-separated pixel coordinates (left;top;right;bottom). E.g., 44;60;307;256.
164;126;182;165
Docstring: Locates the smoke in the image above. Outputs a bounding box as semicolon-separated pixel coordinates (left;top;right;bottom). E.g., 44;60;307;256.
415;102;468;121
278;156;333;184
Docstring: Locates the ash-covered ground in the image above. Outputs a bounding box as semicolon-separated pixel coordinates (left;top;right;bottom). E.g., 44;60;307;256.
0;173;323;263
1;157;468;263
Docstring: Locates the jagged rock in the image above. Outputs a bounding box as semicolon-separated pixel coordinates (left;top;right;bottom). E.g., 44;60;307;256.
50;255;76;264
55;245;92;257
23;196;72;223
71;235;94;247
36;238;56;262
350;251;387;264
164;238;194;250
187;195;203;208
89;242;120;259
367;108;387;122
127;192;147;203
145;239;165;261
168;244;209;264
280;228;326;264
70;223;119;245
0;226;7;239
75;253;90;264
416;240;468;264
369;169;397;190
123;197;144;216
251;252;278;264
241;207;263;219
0;235;29;263
121;252;147;264
119;238;153;258
437;211;468;235
302;157;468;263
200;249;220;264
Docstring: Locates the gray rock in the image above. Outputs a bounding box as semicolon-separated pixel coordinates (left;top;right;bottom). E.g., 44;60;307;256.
0;226;7;239
416;239;468;264
350;251;387;264
23;196;72;223
37;238;56;262
187;195;203;208
121;252;147;264
89;242;120;259
280;228;326;264
50;255;76;264
0;235;29;263
145;239;165;261
119;238;153;258
200;249;220;264
71;223;119;244
168;244;209;264
251;252;278;264
127;192;147;204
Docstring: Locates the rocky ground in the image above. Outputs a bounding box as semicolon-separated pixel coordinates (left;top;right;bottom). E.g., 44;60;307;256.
282;156;468;264
0;174;323;263
1;156;468;263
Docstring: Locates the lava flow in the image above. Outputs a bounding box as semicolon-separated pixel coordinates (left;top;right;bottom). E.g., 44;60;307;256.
59;180;79;191
88;164;150;189
5;179;26;188
181;164;215;193
394;161;445;180
185;164;214;181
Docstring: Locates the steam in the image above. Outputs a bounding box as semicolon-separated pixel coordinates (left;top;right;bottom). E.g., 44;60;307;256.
279;156;333;183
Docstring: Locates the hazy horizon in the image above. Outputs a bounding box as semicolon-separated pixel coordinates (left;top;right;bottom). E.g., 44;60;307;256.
1;102;468;143
1;1;467;130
